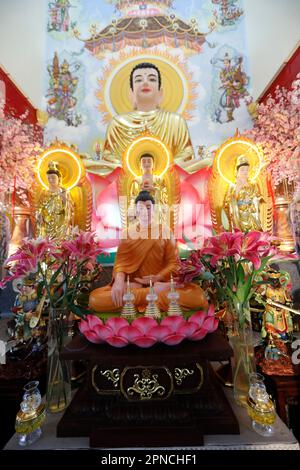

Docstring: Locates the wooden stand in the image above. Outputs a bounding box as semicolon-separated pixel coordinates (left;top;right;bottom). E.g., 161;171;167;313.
57;331;239;447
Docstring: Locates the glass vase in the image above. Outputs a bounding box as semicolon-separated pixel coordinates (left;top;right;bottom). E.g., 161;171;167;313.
228;302;256;407
46;308;72;413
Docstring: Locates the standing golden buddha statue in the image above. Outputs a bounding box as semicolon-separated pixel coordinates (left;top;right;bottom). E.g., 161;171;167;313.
36;161;74;240
224;155;263;231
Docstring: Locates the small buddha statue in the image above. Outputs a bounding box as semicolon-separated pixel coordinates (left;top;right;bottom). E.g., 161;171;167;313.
36;161;74;240
224;155;263;232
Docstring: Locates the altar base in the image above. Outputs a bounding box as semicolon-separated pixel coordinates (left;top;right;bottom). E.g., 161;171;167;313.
57;331;239;447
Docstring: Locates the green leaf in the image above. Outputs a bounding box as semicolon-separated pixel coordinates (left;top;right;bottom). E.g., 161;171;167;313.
69;303;90;318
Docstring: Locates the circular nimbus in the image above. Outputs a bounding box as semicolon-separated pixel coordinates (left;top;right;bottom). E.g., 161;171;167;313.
125;135;171;179
106;55;188;116
216;138;264;185
37;146;83;190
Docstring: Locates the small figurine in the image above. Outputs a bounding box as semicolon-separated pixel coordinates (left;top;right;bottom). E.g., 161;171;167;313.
260;269;293;342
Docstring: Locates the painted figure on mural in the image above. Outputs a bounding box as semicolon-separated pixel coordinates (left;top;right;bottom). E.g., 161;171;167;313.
47;52;81;126
36;161;74;240
224;155;263;231
219;54;249;122
48;0;72;32
212;0;243;27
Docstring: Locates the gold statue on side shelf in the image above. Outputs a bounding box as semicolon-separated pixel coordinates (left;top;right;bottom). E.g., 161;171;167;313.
36;161;74;240
209;134;273;234
224;155;263;231
34;144;93;239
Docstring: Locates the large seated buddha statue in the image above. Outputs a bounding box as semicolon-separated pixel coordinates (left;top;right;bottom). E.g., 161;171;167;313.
86;62;212;247
89;191;208;314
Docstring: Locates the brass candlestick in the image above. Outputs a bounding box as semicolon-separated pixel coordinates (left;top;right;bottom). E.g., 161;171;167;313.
121;276;137;320
145;278;161;319
167;275;183;316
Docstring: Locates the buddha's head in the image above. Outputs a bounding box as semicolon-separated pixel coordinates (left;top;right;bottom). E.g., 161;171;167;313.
236;155;250;184
46;161;62;191
135;190;155;226
130;62;163;111
140;153;154;173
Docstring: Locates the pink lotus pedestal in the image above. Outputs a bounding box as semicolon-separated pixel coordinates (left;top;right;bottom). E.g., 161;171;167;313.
57;330;239;447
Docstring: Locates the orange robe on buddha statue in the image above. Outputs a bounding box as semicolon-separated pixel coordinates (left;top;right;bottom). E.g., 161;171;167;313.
89;227;208;313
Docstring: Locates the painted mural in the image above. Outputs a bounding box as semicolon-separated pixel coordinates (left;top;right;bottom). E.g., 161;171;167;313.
44;0;253;158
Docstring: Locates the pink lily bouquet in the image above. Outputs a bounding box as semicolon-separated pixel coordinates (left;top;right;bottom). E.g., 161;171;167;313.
0;231;103;316
180;230;277;327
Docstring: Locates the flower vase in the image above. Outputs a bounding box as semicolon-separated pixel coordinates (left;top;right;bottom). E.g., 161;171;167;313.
46;308;72;413
229;304;256;407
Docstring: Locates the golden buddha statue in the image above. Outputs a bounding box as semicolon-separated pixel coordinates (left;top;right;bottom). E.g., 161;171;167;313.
130;154;168;205
84;62;208;176
89;190;208;314
36;161;74;240
224;155;263;231
209;135;273;234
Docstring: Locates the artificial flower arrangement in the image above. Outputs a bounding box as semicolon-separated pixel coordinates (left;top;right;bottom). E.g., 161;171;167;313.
178;230;277;328
0;231;103;316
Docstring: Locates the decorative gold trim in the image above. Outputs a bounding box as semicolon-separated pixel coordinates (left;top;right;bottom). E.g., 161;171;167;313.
174;363;204;394
91;365;120;395
174;367;194;385
120;365;174;401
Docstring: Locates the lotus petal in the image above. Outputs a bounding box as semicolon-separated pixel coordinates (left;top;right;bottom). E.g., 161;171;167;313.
132;336;157;348
162;333;185;346
105;317;129;334
95;325;113;341
160;316;185;332
188;311;206;328
202;316;218;331
207;304;215;317
86;314;103;329
177;321;198;337
189;328;208;341
84;330;104;344
79;319;89;335
132;317;157;335
106;335;129;348
118;325;142;342
148;325;172;341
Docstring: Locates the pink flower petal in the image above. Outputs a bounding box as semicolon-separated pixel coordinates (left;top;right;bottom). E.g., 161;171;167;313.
84;330;104;344
207;305;215;317
118;325;142;342
162;333;185;346
189;328;208;341
161;316;185;332
188;311;206;327
202;316;218;331
95;325;114;341
132;336;157;348
79;319;89;334
105;317;129;334
132;317;158;335
87;314;103;329
177;321;198;337
106;335;129;348
148;325;172;341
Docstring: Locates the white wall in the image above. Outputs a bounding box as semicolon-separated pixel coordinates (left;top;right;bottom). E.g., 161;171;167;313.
0;0;46;108
244;0;300;99
0;0;299;106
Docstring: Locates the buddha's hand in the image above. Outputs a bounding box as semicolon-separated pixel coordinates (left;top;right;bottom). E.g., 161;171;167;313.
134;275;162;286
111;279;125;307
